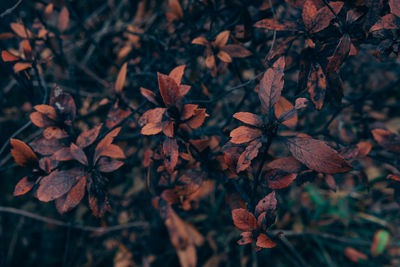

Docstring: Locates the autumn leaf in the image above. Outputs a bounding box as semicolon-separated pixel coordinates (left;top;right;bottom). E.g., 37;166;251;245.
163;138;179;174
37;169;83;202
169;65;186;85
390;0;400;18
371;128;400;152
254;19;298;31
307;63;327;110
55;176;86;214
327;34;351;74
158;72;181;107
238;232;254;245
230;126;262;144
231;208;257;231
214;30;230;48
236;140;262;172
76;124;102;148
344;247;368;263
265;169;297;189
256;233;276;248
233;112;263;127
58;7;70;33
115;62;128;93
10;139;38;168
14;176;35;196
286;136;352;174
259;56;285;114
1;51;19;62
255;191;277;216
70;143;89;166
370;14;400;32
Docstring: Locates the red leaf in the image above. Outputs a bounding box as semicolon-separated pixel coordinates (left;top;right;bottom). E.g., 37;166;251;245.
140;87;158;105
97;157;124;173
37;169;83;202
30;112;53;128
58;7;69;33
158;72;181;107
139;108;166;126
255;191;277;216
259;56;285;114
237;232;254;245
1;51;19;62
13;62;32;73
267;157;303;173
230;126;262;144
115;62;127;93
70;143;88;166
307;63;327;110
96;144;126;160
142;122;164;135
14;176;35;196
231;208;257;231
265;169;297;189
286;136;352;174
256;233;276;248
76;124;102;148
163;138;179;174
306;1;344;33
233;112;263;127
181;104;199;120
94;127;121;161
10;139;38;168
55;176;86;214
185;108;208;129
10;23;33;38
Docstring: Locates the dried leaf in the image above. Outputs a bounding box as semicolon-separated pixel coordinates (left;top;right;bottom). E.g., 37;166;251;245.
256;233;276;248
286;136;352;174
115;62;127;93
255;191;277;216
265;169;297;189
238;232;254;245
327;34;351;74
233;112;263;127
230;126;262;144
259;57;285;114
163;138;179;174
14;176;35;196
307;63;326;110
10;139;38;168
274;97;297;128
232;208;257;231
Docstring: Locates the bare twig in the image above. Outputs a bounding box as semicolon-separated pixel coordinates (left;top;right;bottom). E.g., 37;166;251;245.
0;0;23;18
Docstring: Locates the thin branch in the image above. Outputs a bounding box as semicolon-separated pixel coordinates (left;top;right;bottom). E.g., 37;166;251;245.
0;206;149;233
0;0;23;18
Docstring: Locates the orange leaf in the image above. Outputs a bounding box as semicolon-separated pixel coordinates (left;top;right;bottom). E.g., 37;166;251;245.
254;19;298;31
217;50;232;63
233;112;263;127
43;127;68;139
115;62;128;93
13;62;32;73
55;176;86;214
58;7;70;33
390;0;400;17
222;44;252;58
274;97;297;128
191;36;208;46
14;176;35;196
344;247;368;262
371;128;400;152
158;72;181;107
214;30;230;48
265;169;297;189
236;140;262;172
10;139;38;168
168;0;183;19
97;144;126;160
1;51;19;62
256;233;276;248
10;23;33;38
238;232;254;245
169;65;186;85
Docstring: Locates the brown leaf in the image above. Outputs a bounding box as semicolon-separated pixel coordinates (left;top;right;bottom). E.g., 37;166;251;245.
255;191;277;216
53;147;73;161
295;97;308;109
307;63;327;110
30;137;64;156
94;127;121;162
1;51;19;62
158;72;181;107
168;0;183;19
142;122;164;135
390;0;400;18
139;108;166;126
49;90;76;123
274;96;298;128
185;108;208;129
88;176;111;217
237;232;254;245
217;50;232;63
163;121;175;137
58;7;70;33
106;106;130;129
231;208;257;231
259;56;285;114
115;62;127;93
37;169;83;202
370;14;400;31
163;138;179;174
191;36;208;46
222;44;252;58
372;129;400;152
140;87;158;105
286;136;352;174
14;176;35;196
307;1;344;33
76;124;102;148
254;19;298;31
30;112;53;128
214;30;230;48
339;141;372;162
205;52;216;69
230;126;262;144
10;139;38;168
43;127;68;139
181;104;199;120
265;169;297;189
327;34;351;73
97;157;124;173
256;233;276;248
233;112;263;127
169;65;186;85
70;143;88;166
302;0;318;31
97;144;126;160
237;141;262;172
55;176;86;214
267;157;303;173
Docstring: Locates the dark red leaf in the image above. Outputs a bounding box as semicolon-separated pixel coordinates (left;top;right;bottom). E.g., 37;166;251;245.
70;143;88;166
255;191;277;216
158;72;181;107
231;208;257;231
256;233;276;248
55;176;86;214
